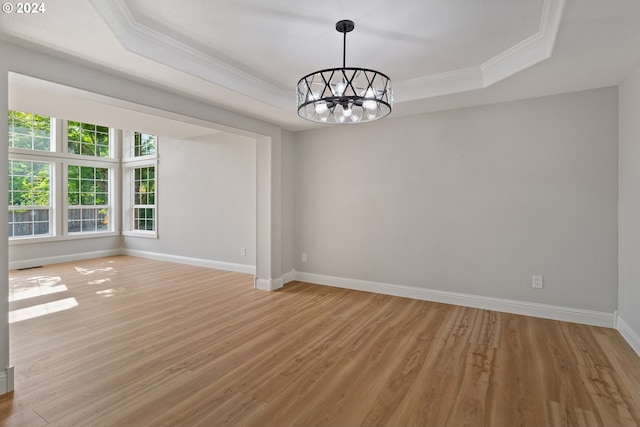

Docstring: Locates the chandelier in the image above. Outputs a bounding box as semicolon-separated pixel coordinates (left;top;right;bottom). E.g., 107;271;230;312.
297;20;393;124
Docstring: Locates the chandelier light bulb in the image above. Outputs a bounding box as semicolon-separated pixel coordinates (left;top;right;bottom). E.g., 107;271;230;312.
315;102;328;114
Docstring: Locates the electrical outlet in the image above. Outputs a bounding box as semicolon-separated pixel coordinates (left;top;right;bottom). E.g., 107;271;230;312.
241;248;246;256
301;253;308;262
532;275;544;289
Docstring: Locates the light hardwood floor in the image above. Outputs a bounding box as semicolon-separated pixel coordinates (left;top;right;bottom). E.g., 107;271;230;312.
0;255;639;426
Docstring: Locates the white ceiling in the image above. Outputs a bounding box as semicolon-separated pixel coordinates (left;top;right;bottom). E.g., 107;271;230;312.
1;0;640;131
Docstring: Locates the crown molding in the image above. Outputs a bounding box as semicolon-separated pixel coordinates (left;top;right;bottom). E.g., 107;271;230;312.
91;0;565;108
393;66;484;100
89;0;292;109
481;0;565;86
396;0;565;102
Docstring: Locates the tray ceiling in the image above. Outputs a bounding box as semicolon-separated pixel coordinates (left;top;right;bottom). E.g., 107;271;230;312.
1;0;640;130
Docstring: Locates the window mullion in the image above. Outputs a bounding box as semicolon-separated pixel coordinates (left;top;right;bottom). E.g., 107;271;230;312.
58;118;67;154
61;160;69;235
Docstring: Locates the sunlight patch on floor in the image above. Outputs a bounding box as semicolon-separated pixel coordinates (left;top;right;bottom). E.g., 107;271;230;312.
96;288;119;298
75;266;115;276
9;276;68;302
9;298;79;323
88;278;111;286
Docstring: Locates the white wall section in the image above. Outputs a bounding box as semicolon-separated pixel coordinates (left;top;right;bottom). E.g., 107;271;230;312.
618;63;640;356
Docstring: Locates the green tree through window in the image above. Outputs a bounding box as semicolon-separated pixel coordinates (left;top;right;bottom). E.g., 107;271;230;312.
133;166;156;231
133;133;156;157
67;165;109;233
68;121;110;157
8;160;51;237
8;110;51;151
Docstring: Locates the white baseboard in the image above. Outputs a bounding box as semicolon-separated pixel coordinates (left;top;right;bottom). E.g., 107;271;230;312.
254;270;295;291
282;269;296;285
616;314;640;357
255;277;283;291
122;249;256;275
11;248;257;275
9;249;122;270
0;366;14;395
295;271;615;328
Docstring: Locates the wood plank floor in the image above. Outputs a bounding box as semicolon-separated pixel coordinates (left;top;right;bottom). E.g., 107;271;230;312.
0;255;639;426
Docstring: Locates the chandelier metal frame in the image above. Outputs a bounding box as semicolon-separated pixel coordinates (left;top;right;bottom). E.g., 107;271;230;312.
297;20;393;124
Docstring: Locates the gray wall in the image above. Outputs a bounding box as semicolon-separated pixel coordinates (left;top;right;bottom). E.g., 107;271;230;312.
9;237;122;266
125;132;257;267
619;64;640;339
294;87;618;313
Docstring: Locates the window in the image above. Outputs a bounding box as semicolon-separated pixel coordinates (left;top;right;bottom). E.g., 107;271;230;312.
8;111;54;239
8;110;118;241
67;121;110;157
64;120;115;234
8;160;51;237
7;111;160;241
123;131;158;236
8;111;52;151
67;165;110;233
133;166;156;231
133;132;156;157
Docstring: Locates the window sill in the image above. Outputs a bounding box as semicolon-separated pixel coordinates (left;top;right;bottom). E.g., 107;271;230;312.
123;230;158;239
9;231;119;245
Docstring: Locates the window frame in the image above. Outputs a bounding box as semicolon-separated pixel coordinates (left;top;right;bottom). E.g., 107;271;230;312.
7;154;55;240
63;159;118;237
8;110;56;152
64;119;115;159
122;131;158;238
